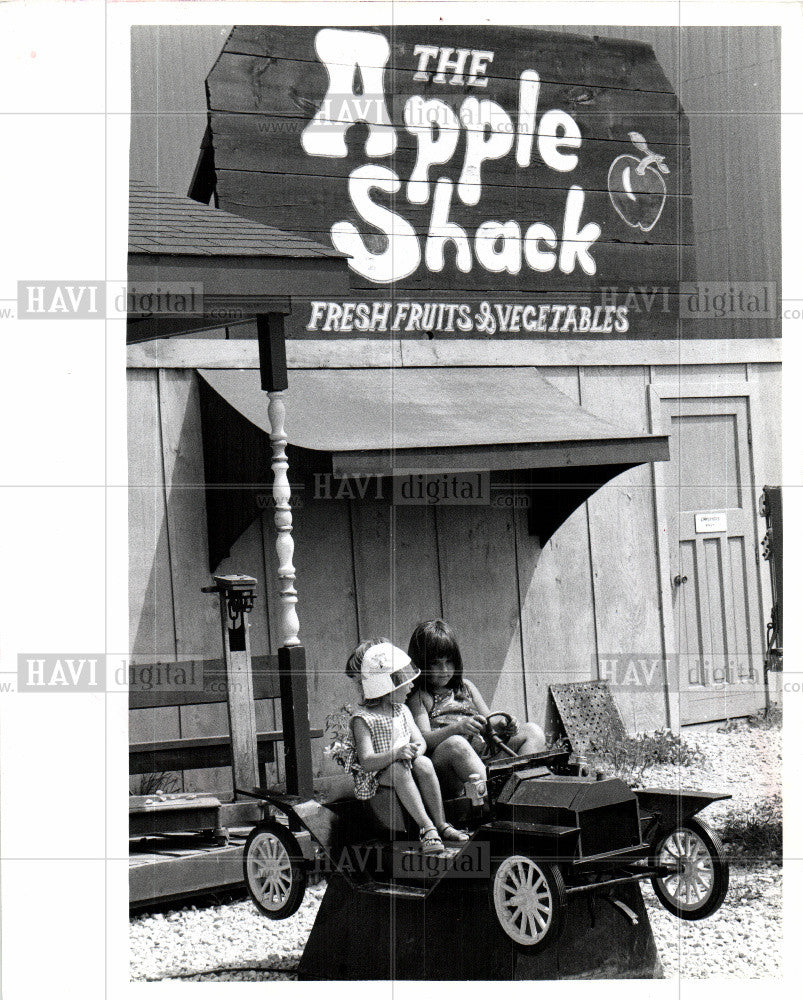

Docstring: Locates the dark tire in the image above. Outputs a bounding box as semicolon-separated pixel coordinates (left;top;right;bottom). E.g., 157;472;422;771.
243;821;307;919
491;855;568;952
650;817;729;920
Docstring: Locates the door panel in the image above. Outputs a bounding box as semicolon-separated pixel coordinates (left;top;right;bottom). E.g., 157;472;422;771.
663;396;764;723
676;413;742;511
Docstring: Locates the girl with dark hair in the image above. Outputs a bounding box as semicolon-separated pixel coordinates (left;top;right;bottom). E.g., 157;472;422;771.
341;637;468;850
407;620;545;796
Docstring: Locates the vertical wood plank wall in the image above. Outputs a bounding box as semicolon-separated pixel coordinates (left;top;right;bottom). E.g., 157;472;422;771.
128;368;280;792
512;25;781;341
129;359;781;778
127;25;781;777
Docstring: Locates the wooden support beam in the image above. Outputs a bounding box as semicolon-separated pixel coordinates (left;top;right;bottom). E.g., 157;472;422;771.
256;316;312;795
257;311;300;647
207;576;260;795
256;312;288;392
278;644;314;798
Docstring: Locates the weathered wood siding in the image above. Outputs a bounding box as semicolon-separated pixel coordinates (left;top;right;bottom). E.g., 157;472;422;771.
129;355;781;774
128;23;781;774
128;368;281;793
537;25;780;341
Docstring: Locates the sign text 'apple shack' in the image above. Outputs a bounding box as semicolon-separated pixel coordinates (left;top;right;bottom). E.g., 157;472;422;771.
303;31;601;285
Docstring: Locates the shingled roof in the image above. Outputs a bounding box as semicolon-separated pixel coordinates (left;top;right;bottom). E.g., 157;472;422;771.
127;180;350;342
129;179;345;259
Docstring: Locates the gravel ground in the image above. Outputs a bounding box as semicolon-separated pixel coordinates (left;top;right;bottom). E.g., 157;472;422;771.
130;886;324;982
637;725;781;835
130;725;781;981
646;863;781;978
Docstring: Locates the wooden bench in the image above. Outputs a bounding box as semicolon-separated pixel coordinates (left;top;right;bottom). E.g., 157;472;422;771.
128;643;320;903
129;654;323;787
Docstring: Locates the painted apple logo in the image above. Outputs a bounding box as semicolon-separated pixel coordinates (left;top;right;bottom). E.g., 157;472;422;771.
607;132;670;232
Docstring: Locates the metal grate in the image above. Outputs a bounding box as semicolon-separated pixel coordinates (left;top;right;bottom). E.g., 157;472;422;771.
548;680;626;752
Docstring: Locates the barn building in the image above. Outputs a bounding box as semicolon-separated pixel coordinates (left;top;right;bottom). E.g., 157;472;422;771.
128;24;781;793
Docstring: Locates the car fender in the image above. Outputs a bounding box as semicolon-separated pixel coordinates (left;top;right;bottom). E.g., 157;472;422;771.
634;788;731;833
235;788;341;860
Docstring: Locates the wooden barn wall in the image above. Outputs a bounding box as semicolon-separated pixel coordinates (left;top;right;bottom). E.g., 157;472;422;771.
128;368;280;793
130;24;232;199
129;357;780;777
544;25;780;340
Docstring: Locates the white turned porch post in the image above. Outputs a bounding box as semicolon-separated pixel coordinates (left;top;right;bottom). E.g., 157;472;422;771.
268;391;300;647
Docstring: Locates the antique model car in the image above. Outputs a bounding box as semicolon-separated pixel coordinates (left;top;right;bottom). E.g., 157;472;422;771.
239;714;730;955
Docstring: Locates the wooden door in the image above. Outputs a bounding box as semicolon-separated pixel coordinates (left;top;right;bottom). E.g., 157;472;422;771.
662;395;765;723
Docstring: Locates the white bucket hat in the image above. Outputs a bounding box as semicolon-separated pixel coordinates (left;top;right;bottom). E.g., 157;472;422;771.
360;642;420;700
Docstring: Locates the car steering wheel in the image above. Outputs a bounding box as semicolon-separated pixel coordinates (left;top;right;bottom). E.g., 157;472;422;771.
483;712;518;758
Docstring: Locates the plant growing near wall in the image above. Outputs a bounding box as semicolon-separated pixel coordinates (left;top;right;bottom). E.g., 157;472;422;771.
587;728;705;787
323;705;354;769
129;771;181;796
720;791;782;863
748;702;782;729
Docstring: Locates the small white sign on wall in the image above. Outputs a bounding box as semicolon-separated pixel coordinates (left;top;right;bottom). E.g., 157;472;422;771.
695;512;728;533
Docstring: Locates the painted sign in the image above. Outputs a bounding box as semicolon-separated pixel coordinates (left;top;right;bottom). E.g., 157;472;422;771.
206;26;693;338
695;512;728;533
304;298;632;336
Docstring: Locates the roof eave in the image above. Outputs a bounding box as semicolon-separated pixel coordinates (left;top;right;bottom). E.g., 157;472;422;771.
127;251;351;300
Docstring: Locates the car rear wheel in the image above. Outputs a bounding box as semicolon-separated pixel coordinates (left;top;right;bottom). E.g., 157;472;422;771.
650;817;729;920
243;821;307;919
491;856;567;951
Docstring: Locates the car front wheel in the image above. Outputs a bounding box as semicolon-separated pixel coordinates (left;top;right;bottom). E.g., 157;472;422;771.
491;855;567;951
650;817;729;920
243;821;307;919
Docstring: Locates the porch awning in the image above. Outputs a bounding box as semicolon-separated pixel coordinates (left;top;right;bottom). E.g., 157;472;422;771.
197;366;668;568
198;367;668;477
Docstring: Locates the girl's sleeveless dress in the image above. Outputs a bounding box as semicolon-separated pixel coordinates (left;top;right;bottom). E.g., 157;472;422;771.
429;686;486;754
429;685;483;727
344;702;417;800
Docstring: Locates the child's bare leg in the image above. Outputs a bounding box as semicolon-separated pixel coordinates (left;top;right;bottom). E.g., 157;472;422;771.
432;735;487;795
509;722;546;755
411;755;446;828
382;762;435;830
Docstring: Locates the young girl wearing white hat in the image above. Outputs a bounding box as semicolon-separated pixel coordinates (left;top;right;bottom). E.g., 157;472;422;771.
344;638;469;854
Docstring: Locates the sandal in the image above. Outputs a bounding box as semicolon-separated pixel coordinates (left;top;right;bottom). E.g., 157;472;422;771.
437;823;470;843
419;827;444;855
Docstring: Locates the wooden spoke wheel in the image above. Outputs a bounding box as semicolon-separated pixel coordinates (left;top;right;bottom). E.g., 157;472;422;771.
243;822;307;919
491;855;567;951
650;817;729;920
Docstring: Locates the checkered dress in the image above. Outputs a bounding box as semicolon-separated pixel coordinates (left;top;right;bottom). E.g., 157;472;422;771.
344;703;416;800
